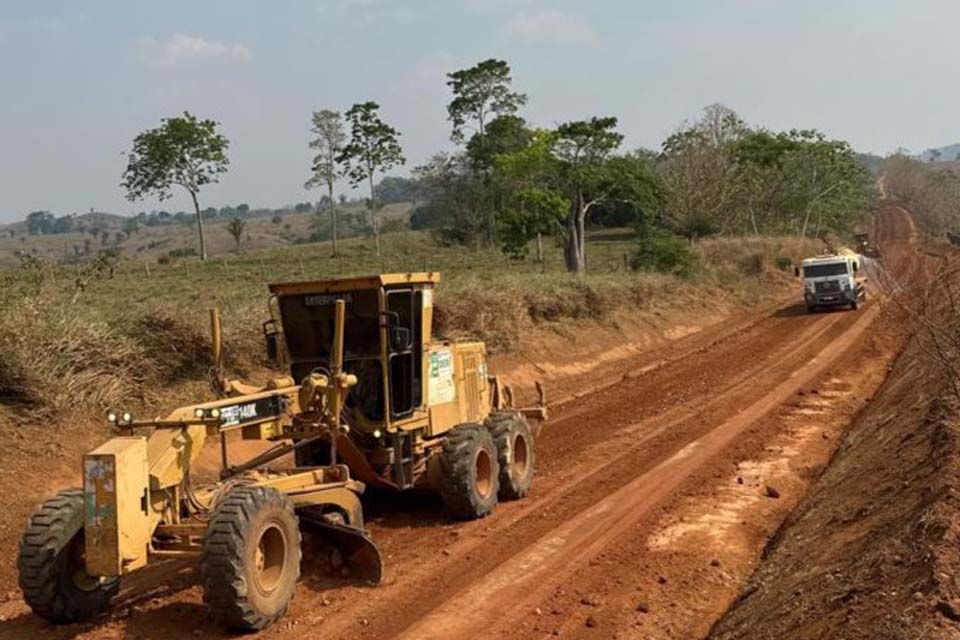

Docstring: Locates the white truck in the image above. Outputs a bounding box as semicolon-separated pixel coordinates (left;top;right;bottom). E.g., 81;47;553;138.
797;251;866;312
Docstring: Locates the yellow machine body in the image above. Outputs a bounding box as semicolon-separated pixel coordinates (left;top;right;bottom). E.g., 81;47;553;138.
268;273;544;491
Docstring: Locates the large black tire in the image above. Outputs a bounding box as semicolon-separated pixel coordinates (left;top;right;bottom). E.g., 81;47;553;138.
850;297;859;310
487;412;536;501
440;424;499;520
18;488;119;624
201;486;301;631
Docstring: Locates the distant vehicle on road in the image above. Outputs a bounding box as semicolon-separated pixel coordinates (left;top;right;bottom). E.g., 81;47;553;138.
854;231;881;258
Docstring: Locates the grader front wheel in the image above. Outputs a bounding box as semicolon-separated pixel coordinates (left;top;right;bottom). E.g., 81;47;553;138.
440;424;500;520
18;489;119;624
201;486;302;631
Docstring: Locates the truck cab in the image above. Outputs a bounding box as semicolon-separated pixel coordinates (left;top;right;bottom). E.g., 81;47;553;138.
799;253;866;312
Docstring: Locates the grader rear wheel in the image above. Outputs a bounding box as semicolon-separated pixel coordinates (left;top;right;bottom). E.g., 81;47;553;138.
201;486;302;631
487;412;536;501
18;488;119;624
440;424;500;520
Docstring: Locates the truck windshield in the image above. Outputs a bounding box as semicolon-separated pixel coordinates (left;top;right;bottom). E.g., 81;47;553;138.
803;263;848;277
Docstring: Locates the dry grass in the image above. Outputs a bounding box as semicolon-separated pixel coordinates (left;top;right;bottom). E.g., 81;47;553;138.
0;228;819;419
0;285;214;418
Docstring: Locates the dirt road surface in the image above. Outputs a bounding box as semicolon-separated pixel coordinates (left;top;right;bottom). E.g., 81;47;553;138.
0;203;916;640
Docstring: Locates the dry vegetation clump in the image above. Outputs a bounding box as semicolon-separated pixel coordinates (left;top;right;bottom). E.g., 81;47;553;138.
0;287;221;420
0;291;151;415
120;313;216;383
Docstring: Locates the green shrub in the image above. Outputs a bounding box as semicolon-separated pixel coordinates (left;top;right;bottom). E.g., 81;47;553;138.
775;256;794;271
630;232;699;277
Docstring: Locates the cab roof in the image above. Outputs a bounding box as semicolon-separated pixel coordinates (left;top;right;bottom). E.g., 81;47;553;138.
801;254;856;265
268;272;441;296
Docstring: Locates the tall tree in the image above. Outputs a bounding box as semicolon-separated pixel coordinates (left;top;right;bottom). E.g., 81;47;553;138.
660;104;746;239
336;101;405;257
552;117;624;272
305;109;346;256
121;112;229;260
447;59;527;243
226;217;246;251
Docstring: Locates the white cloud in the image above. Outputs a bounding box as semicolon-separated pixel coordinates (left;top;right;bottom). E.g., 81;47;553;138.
137;34;252;66
502;10;596;46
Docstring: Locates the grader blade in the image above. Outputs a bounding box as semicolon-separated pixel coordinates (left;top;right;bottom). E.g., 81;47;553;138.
301;516;384;585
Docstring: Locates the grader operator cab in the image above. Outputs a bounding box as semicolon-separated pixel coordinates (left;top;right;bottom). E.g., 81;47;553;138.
267;273;547;516
18;273;545;632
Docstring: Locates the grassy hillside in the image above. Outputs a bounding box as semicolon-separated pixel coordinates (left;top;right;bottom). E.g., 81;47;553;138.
0;227;818;423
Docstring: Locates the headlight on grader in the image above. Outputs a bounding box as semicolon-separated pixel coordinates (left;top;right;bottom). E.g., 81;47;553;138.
106;411;118;424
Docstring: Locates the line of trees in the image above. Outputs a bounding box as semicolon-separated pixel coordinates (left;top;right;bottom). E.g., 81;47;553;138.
410;62;872;273
109;58;872;269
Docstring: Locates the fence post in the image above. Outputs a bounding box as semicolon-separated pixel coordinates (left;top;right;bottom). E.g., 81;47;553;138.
144;261;151;278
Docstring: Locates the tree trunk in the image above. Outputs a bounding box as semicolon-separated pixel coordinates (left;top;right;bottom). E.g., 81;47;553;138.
368;172;381;258
328;182;338;257
577;194;586;272
563;193;586;273
536;232;543;263
190;190;207;261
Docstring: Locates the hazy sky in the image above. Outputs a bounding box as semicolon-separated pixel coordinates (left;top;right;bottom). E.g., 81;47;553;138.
1;0;957;222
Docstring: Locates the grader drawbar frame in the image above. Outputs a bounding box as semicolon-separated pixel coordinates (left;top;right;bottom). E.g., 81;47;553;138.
23;300;382;631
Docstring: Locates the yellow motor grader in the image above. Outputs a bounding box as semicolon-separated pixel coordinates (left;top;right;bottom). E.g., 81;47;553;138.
18;273;545;631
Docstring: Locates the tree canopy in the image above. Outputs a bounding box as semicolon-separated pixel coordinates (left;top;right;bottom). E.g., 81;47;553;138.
121;111;229;260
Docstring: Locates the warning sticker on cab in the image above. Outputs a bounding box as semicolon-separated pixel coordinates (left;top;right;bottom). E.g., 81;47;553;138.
428;349;456;405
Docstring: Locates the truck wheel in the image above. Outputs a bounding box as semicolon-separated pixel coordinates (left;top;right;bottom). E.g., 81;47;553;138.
18;488;119;624
806;304;817;314
487;412;536;501
201;486;301;631
440;424;499;519
850;298;859;310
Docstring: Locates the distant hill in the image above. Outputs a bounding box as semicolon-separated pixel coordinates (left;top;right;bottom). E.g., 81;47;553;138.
919;143;960;163
0;202;413;268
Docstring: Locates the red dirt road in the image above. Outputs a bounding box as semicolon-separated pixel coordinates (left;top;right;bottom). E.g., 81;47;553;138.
0;205;914;640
